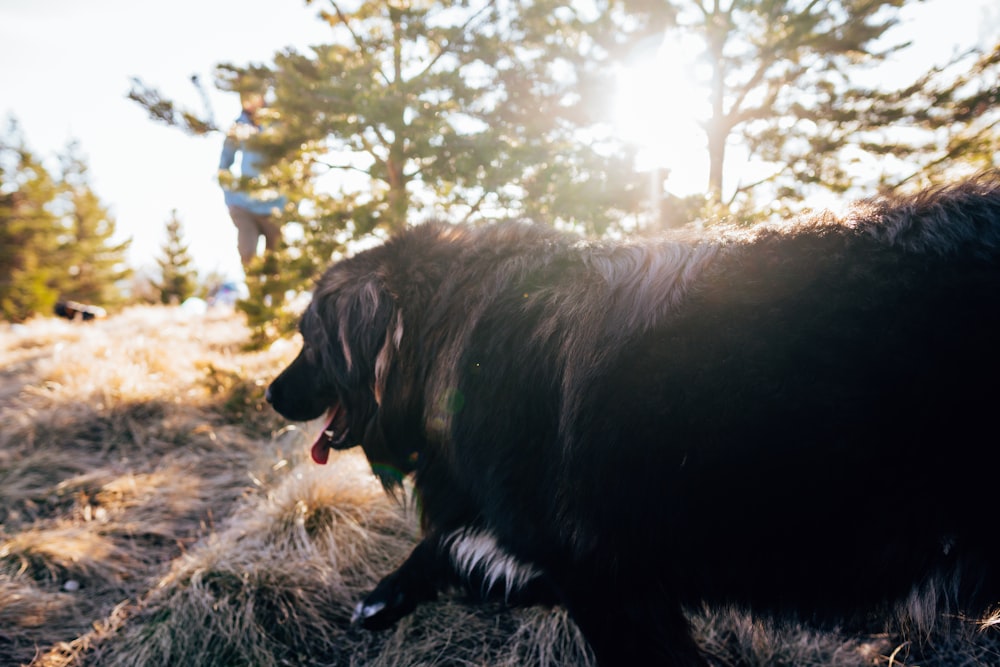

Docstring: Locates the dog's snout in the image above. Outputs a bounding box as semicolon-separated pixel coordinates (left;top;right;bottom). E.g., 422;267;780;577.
264;384;274;404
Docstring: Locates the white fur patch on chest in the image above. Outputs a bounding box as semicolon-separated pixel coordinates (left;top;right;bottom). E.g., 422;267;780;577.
447;528;540;600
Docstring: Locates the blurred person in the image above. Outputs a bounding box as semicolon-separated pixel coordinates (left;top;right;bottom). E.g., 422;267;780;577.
218;92;287;267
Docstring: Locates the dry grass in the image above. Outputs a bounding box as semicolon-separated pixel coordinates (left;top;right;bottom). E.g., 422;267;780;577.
1;305;999;666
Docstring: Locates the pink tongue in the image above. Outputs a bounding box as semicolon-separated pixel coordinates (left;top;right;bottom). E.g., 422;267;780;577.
311;439;331;465
312;403;343;465
310;407;341;465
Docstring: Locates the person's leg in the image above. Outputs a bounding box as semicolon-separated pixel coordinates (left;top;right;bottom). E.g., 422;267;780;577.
256;213;282;253
228;205;261;266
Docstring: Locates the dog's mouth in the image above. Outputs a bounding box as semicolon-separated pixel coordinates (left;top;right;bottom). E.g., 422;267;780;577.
311;402;350;465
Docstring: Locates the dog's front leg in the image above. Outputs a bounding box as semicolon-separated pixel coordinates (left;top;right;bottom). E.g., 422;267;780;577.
353;531;452;630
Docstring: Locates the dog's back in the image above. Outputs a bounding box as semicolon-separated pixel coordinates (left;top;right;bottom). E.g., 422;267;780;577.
270;174;1000;667
448;175;1000;662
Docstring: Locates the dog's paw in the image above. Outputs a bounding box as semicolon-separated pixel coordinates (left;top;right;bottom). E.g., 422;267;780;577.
351;572;421;630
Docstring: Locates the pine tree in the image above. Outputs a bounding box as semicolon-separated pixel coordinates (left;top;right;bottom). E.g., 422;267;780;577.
265;1;646;234
638;0;999;213
130;2;647;237
53;143;132;308
839;41;1000;191
153;209;198;305
1;126;134;321
129;1;651;346
0;124;63;322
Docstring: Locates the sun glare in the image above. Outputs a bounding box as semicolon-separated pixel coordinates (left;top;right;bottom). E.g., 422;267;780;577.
614;33;711;197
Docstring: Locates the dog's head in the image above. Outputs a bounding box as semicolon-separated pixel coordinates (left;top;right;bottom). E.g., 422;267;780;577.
267;259;407;482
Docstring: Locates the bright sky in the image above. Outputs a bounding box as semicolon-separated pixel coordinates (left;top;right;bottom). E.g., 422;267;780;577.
1;0;331;282
1;0;997;282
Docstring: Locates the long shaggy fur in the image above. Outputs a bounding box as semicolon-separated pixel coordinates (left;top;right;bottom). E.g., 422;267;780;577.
268;173;1000;666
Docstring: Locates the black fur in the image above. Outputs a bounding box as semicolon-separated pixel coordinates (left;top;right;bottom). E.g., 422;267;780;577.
268;173;1000;666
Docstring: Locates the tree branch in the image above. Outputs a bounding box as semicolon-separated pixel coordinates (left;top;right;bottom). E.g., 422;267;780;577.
328;0;392;87
413;1;497;83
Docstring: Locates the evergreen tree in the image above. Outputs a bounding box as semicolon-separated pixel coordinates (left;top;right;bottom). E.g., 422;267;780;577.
153;209;198;305
130;2;647;237
129;1;650;346
635;0;999;213
0;123;63;322
236;249;308;349
840;41;1000;191
264;0;643;235
53;143;132;308
1;124;133;322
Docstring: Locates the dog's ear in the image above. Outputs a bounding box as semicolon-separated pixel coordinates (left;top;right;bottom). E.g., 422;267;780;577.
333;277;402;402
373;307;403;405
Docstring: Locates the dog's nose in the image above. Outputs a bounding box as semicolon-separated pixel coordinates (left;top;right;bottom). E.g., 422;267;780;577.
264;385;274;404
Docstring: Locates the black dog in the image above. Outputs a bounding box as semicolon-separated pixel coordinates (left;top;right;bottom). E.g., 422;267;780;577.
268;174;1000;666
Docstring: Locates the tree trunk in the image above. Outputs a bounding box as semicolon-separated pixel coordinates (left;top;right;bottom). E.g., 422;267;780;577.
385;151;408;234
705;4;728;205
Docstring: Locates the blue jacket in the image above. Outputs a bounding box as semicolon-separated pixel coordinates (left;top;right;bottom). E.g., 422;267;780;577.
218;110;287;215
